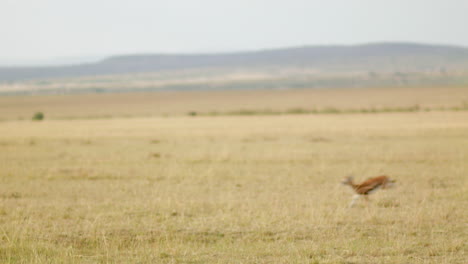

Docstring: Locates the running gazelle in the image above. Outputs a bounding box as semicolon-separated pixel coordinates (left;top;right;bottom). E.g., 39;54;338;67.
342;175;396;207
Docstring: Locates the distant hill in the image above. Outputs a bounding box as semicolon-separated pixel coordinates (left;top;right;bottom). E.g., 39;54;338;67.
1;43;468;82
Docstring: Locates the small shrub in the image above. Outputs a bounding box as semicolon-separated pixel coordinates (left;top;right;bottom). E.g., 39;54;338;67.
32;112;44;121
321;107;341;114
286;108;308;114
149;152;161;158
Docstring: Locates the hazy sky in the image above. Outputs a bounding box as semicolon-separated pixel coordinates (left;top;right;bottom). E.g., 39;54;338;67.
2;0;468;65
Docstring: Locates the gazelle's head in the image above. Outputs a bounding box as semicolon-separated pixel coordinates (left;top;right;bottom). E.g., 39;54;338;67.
342;176;354;186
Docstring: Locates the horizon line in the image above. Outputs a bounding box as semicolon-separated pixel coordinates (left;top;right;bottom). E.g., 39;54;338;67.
1;41;467;68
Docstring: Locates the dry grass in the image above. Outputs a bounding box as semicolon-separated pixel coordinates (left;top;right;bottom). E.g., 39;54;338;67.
0;110;467;263
1;85;468;120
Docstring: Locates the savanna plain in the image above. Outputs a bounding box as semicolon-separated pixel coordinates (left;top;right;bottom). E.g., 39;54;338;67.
0;86;467;263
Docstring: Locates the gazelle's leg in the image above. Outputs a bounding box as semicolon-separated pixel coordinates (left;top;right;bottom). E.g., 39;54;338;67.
349;194;360;207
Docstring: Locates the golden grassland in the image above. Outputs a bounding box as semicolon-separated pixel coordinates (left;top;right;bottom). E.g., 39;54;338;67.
0;111;467;263
1;86;468;263
0;85;468;120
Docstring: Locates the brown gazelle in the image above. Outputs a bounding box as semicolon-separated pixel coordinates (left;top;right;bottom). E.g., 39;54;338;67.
342;175;395;207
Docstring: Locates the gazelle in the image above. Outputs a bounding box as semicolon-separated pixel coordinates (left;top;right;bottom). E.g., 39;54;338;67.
342;175;396;207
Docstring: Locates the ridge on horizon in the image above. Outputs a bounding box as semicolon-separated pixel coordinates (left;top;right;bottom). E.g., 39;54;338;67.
102;42;468;61
2;42;468;67
1;42;468;82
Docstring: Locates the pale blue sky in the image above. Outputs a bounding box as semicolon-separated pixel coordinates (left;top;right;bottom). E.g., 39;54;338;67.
1;0;468;65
